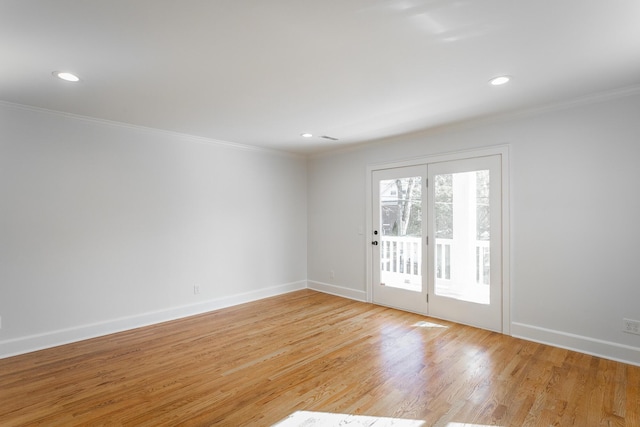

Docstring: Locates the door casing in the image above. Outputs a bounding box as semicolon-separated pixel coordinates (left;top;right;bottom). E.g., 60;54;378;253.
365;146;510;334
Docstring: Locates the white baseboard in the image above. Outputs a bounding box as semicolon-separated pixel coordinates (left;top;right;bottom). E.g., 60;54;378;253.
0;281;306;359
307;280;367;302
9;284;636;368
511;322;640;367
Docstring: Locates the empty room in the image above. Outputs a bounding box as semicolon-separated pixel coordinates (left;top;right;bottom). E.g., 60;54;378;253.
1;1;639;426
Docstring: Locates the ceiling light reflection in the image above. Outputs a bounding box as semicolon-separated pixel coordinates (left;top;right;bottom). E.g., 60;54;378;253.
489;75;511;86
53;71;80;82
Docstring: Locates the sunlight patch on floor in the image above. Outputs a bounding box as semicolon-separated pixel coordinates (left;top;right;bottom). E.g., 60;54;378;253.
412;320;448;328
446;423;502;427
272;411;426;426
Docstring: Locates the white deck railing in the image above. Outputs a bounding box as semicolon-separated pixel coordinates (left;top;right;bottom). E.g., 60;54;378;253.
379;236;489;286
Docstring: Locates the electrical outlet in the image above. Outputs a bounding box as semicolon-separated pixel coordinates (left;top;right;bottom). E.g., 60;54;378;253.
623;318;640;335
193;285;201;295
330;270;335;280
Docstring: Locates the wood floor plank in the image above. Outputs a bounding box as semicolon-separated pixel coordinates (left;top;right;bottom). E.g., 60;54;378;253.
1;289;639;426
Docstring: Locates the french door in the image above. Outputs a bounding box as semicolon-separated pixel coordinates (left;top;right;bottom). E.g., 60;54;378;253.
372;165;428;314
371;154;503;332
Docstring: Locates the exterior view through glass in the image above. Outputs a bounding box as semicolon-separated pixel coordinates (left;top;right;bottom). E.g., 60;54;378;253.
434;170;490;304
378;176;422;292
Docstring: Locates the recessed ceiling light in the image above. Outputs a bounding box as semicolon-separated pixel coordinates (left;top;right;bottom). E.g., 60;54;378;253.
300;133;313;138
53;71;80;82
489;75;511;86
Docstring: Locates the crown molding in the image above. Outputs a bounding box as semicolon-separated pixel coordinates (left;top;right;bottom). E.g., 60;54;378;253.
0;100;303;159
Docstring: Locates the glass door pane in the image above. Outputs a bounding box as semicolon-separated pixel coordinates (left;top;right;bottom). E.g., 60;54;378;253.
379;175;422;292
434;169;490;304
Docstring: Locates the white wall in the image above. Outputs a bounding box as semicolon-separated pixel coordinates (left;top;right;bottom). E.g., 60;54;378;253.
0;103;308;357
307;89;640;365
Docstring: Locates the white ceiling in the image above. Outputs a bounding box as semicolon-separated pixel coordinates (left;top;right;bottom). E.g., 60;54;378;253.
2;1;640;154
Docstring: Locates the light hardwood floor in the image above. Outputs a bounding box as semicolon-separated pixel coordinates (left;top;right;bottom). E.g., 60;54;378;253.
1;290;638;426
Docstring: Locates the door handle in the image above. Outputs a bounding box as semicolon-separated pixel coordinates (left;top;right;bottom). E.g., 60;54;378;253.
372;241;379;245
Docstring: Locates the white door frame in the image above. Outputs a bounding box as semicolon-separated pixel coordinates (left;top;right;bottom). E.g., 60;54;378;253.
365;145;511;334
